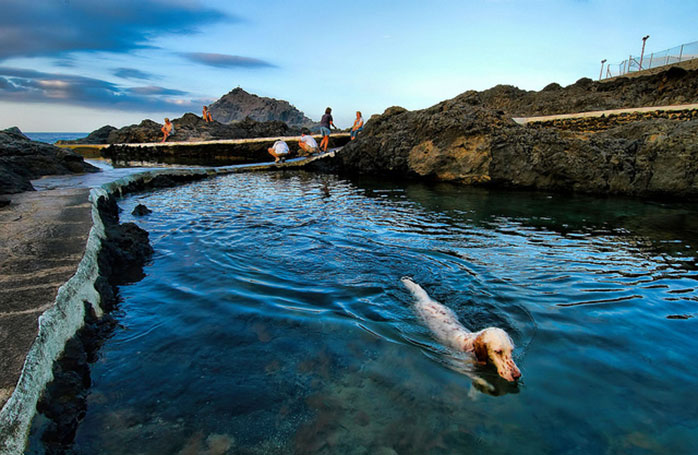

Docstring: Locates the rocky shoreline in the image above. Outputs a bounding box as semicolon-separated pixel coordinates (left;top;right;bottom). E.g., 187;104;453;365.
0;128;99;197
325;68;698;199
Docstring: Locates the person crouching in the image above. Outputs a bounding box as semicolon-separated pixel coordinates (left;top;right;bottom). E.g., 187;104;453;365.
268;140;289;163
298;131;319;156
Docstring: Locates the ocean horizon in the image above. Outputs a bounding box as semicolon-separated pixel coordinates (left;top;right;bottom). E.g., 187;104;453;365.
24;132;89;144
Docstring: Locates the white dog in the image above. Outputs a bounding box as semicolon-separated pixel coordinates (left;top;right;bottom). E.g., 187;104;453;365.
401;277;521;382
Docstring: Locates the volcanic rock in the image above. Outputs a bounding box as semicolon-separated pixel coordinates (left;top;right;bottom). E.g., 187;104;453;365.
472;67;698;116
0;127;100;195
208;87;314;127
334;67;698;198
59;125;117;145
96;114;302;144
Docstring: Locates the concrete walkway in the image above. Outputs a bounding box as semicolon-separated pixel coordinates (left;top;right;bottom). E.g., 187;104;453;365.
0;188;93;410
512;103;698;125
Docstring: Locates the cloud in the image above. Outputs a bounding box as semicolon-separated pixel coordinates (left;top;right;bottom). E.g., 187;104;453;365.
127;86;187;96
114;67;156;81
0;66;200;112
181;52;275;69
0;0;233;60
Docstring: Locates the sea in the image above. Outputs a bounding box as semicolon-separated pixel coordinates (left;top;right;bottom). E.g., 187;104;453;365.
25;169;698;454
24;132;89;143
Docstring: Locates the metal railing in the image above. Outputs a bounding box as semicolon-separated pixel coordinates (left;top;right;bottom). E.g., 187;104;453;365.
601;40;698;79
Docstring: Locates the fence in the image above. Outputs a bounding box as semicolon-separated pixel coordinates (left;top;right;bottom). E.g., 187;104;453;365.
601;40;698;79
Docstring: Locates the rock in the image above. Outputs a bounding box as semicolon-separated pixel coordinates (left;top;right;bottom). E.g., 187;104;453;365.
0;127;100;195
131;204;152;216
58;125;117;145
107;119;162;144
208;87;315;127
333;67;698;198
2;126;30;141
474;67;698;116
101;114;302;144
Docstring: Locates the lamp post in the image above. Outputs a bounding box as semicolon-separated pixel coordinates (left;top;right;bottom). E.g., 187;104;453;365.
639;35;650;70
599;59;607;80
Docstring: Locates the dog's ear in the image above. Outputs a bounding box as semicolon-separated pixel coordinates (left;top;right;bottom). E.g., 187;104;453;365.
473;334;488;365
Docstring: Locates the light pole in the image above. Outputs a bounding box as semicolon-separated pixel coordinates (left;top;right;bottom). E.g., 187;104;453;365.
599;59;607;80
639;35;650;70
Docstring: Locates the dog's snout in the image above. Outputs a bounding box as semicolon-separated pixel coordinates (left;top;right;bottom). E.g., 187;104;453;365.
512;369;522;380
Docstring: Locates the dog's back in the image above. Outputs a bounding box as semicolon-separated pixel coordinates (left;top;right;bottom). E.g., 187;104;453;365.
401;277;470;351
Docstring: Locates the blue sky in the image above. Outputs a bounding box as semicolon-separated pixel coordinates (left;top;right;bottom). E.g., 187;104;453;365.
1;0;696;132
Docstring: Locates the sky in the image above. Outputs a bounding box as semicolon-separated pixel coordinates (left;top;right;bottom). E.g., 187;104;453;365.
1;0;697;132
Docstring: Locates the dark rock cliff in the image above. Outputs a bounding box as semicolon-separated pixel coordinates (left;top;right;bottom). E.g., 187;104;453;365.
0;127;100;195
334;68;698;199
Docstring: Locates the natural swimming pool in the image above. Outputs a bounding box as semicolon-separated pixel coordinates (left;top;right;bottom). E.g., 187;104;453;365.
29;170;698;454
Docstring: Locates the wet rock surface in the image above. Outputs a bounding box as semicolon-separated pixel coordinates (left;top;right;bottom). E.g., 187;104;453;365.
32;193;154;454
131;203;152;216
0;127;99;196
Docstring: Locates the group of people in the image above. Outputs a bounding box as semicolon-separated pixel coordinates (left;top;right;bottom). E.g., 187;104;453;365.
267;107;364;163
161;106;365;153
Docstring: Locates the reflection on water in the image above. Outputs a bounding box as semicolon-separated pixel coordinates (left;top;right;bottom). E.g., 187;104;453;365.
29;172;698;454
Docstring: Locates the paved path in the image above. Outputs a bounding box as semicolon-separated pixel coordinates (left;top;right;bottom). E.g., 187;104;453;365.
0;188;93;411
512;103;698;125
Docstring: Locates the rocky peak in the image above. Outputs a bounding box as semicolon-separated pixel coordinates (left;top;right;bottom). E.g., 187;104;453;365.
208;87;314;127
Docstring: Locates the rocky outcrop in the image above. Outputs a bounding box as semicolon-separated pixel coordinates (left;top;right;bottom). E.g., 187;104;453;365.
60;125;117;145
334;68;698;199
0;127;100;195
87;114;302;144
209;87;314;127
468;66;698;116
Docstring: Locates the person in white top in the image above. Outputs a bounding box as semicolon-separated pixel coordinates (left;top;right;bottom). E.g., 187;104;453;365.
267;140;289;163
298;131;319;156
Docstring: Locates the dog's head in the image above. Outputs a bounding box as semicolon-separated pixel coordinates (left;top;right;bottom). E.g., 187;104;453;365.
472;327;521;382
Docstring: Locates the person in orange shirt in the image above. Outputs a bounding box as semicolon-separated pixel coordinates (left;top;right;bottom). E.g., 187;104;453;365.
202;106;213;122
160;118;174;142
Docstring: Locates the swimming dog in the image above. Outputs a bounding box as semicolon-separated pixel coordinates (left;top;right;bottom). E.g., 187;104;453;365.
401;277;521;382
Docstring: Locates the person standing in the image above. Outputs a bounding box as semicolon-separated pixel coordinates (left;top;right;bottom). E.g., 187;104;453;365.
319;107;336;152
350;111;364;140
160;118;174;142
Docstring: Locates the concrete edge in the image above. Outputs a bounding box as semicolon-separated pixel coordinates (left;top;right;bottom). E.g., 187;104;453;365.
0;158;341;454
0;191;105;455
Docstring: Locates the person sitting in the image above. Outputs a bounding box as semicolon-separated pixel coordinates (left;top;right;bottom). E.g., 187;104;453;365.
298;131;319;156
350;110;364;140
319;107;336;152
160;118;174;142
268;140;290;163
203;105;213;122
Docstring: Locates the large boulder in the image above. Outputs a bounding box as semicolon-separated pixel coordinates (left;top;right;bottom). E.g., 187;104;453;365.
0;127;99;195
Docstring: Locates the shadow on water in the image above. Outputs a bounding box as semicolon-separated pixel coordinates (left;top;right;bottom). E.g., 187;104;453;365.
27;170;698;454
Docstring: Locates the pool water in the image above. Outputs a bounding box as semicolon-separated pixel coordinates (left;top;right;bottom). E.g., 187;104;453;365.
31;171;698;454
